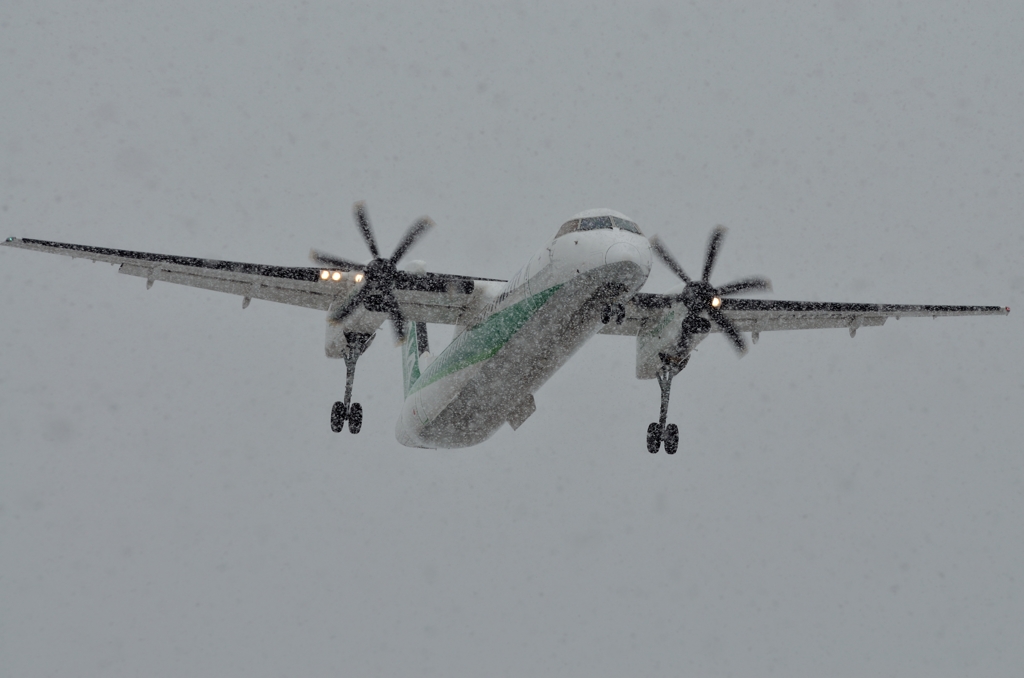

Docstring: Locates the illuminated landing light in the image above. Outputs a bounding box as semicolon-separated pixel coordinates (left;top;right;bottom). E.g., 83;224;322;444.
711;296;722;308
354;273;364;283
320;270;330;280
331;271;342;281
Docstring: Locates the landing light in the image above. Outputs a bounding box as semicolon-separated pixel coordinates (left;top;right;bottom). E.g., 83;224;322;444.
711;296;722;308
331;271;342;281
354;273;364;283
320;270;330;280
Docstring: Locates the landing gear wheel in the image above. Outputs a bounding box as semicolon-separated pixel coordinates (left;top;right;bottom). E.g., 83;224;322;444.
601;306;611;324
331;401;346;433
664;423;679;455
348;403;363;434
646;422;662;454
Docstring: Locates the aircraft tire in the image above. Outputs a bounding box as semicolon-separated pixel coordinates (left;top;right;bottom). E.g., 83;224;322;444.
664;424;679;455
646;423;662;454
331;401;346;432
349;403;363;434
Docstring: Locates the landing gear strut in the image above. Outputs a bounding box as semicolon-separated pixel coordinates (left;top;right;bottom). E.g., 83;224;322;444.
331;332;373;434
647;353;688;454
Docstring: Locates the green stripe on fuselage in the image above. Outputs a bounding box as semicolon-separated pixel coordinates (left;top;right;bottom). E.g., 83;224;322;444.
402;321;421;398
409;283;563;395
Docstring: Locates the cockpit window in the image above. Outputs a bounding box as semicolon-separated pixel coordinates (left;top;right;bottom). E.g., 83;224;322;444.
578;216;613;231
555;214;643;238
611;217;642;234
555;219;579;238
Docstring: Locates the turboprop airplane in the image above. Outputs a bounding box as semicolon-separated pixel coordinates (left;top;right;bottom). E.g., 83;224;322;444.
3;203;1009;452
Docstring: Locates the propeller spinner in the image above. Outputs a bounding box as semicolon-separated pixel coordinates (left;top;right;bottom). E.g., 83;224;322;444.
650;226;771;355
311;201;434;343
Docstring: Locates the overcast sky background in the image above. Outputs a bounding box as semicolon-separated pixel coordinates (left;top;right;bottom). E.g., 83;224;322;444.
2;1;1022;675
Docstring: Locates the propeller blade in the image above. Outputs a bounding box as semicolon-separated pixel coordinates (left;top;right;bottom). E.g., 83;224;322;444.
702;226;727;284
309;248;366;270
650;236;692;284
388;303;407;344
353;201;380;259
390;217;434;264
327;291;364;325
708;307;748;355
716;276;773;296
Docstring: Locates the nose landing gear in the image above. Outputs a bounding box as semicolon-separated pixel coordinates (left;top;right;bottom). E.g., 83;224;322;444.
647;354;688;454
600;303;626;325
331;332;373;434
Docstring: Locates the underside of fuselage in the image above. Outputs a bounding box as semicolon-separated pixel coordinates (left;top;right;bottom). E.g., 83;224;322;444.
396;259;648;448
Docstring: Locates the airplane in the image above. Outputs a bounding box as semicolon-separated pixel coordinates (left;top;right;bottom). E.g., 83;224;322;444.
3;203;1009;453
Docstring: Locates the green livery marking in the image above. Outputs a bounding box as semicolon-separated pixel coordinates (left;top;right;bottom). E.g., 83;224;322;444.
408;283;563;395
402;322;422;397
648;308;677;337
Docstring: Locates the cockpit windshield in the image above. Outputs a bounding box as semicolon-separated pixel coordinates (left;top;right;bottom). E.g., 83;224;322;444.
555;215;642;238
611;217;642;234
578;216;613;231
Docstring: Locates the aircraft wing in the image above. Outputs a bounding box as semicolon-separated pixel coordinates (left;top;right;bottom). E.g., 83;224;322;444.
2;237;502;324
600;292;1009;337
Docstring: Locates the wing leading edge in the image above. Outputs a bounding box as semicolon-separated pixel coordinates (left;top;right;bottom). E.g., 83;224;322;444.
2;237;504;324
600;292;1009;337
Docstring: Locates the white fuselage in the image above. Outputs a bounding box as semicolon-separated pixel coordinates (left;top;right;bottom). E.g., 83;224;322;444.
396;222;652;448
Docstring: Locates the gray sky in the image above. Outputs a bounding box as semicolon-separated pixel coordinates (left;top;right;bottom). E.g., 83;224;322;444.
2;1;1022;675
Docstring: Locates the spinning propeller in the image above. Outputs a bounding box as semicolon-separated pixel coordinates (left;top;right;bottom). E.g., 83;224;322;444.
311;202;434;343
650;226;772;355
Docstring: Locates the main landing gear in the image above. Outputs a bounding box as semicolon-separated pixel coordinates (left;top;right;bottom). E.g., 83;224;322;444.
643;224;770;455
647;353;688;454
331;332;373;434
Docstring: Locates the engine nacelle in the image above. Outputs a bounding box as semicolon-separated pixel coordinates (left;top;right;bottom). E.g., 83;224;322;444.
325;304;386;358
635;304;707;379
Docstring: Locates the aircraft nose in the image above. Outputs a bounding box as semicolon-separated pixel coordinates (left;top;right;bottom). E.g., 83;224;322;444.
605;241;650;273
